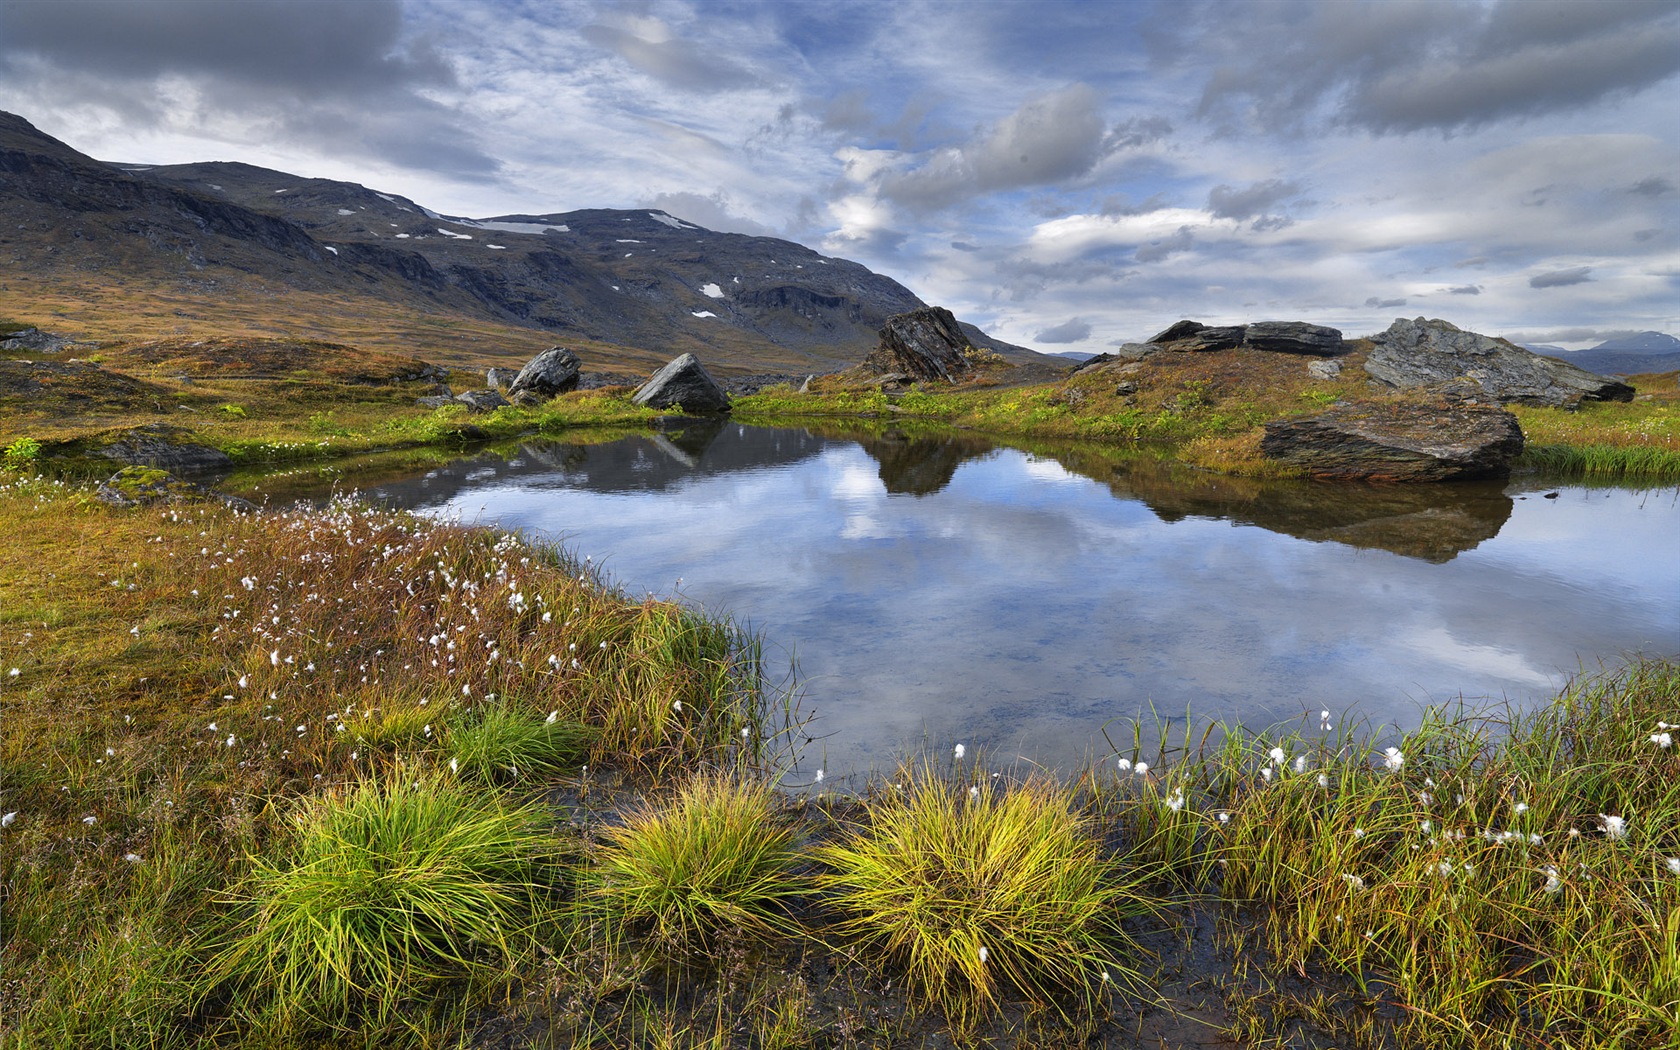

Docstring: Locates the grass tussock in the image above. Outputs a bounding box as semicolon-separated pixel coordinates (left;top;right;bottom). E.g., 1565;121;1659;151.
588;774;802;951
817;764;1156;1030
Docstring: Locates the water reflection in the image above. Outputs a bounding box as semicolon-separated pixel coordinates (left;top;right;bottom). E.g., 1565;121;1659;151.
254;422;1678;778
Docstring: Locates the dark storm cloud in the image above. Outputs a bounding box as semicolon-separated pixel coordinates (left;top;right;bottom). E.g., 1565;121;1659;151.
1172;0;1680;135
877;85;1115;210
1034;318;1093;343
0;0;498;177
1529;267;1594;289
578;21;761;93
0;0;451;96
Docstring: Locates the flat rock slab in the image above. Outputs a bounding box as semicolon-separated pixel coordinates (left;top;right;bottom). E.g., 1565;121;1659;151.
1365;317;1633;407
1260;400;1524;482
95;424;232;472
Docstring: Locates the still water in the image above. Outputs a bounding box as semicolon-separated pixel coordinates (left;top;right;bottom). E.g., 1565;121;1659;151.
339;421;1678;779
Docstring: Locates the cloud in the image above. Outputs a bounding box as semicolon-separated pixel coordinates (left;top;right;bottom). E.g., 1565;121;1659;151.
1034;318;1093;343
877;84;1113;210
1449;285;1483;295
1207;178;1302;221
1174;0;1680;135
1529;266;1594;288
1364;296;1408;308
578;15;761;94
1134;226;1195;263
1630;176;1676;197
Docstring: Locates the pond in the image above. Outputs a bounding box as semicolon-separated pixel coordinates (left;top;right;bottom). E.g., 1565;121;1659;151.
279;421;1680;780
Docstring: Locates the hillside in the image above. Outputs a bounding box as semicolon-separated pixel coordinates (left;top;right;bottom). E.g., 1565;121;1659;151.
0;110;1039;374
1534;331;1680;377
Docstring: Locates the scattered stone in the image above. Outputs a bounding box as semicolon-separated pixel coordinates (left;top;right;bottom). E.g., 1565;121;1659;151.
1307;359;1343;380
1115;381;1139;395
1260;400;1524;482
632;353;731;413
1365;317;1633;407
864;307;973;383
1243;321;1344;356
508;389;548;408
0;327;73;353
415;395;454;409
507;346;582;400
454;389;510;413
94;424;231;472
485;366;519;390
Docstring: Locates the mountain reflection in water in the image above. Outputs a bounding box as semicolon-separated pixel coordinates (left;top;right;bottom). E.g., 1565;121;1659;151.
259;422;1678;778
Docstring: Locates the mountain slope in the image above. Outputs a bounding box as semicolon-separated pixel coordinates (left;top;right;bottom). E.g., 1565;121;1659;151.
0;110;1041;373
1534;331;1680;376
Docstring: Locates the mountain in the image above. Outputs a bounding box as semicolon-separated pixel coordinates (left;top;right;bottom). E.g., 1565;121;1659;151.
1532;331;1680;377
0;110;1041;374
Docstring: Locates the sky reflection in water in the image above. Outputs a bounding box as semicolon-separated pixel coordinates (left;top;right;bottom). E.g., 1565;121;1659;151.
363;423;1679;779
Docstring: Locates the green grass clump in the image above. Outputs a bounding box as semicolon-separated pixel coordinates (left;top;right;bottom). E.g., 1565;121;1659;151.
448;704;596;784
817;767;1154;1029
588;774;802;951
208;773;563;1031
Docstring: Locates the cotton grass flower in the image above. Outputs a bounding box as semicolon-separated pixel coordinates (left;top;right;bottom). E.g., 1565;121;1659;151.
953;743;965;760
1382;747;1405;771
1667;858;1680;876
1;811;16;827
1651;732;1672;748
1599;814;1627;840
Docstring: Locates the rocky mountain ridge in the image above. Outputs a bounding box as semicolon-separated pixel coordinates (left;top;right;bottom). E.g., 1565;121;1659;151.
1532;331;1680;377
0;110;1038;373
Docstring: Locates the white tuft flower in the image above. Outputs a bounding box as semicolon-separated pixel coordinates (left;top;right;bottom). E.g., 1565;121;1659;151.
449;757;459;774
237;675;248;689
1667;857;1680;876
270;649;280;666
1317;773;1330;788
1354;827;1366;839
1115;758;1132;773
123;853;142;863
1269;746;1286;765
814;769;824;784
1542;865;1562;894
953;743;965;760
1382;747;1404;771
1260;766;1273;783
1652;732;1672;749
225;734;235;748
1342;873;1366;891
977;945;988;964
546;711;558;724
1320;710;1332;731
1165;788;1185;812
1293;755;1307;775
1;811;16;827
969;785;980;799
1135;761;1149;776
672;699;682;713
1600;814;1627;840
82;815;96;825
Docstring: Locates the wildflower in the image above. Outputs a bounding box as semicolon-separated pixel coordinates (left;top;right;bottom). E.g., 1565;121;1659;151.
1;812;16;827
1217;811;1230;824
977;945;988;964
1420;820;1432;834
1269;746;1286;765
82;815;96;825
1135;761;1149;776
1437;860;1453;877
1317;773;1330;788
123;853;141;863
953;743;965;760
1293;755;1307;775
461;684;471;696
225;734;236;748
423;724;433;737
1342;873;1366;891
1165;788;1185;812
1260;766;1273;783
7;667;17;678
1599;814;1627;840
1354;827;1366;839
814;769;824;784
1320;710;1332;731
207;722;218;732
105;748;115;758
1667;858;1680;876
672;699;683;713
969;785;980;799
1382;747;1404;771
1652;732;1673;749
1542;865;1562;894
1116;758;1132;773
270;650;280;666
741;726;751;740
237;674;248;689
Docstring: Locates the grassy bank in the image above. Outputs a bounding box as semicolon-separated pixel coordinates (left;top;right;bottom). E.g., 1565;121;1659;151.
3;470;1677;1048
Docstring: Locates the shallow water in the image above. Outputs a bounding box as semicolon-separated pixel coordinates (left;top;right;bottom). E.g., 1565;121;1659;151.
304;421;1680;780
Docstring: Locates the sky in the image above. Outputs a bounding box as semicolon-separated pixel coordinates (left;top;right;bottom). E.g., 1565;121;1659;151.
1;0;1677;352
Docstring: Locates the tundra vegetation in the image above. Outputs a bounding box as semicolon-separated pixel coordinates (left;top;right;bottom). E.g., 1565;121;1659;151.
3;318;1679;1046
2;465;1678;1048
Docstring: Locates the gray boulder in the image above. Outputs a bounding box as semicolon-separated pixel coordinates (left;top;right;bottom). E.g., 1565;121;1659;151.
485;366;519;390
0;327;72;353
507;346;582;400
1307;359;1343;380
1365;317;1634;407
94;424;231;473
1244;321;1343;356
95;466;256;511
1149;321;1247;352
415;395;454;409
632;353;731;413
1260;400;1524;482
455;389;510;413
864;307;973;383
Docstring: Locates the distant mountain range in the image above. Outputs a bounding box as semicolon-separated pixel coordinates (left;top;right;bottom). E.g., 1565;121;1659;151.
0;110;1043;373
1526;332;1680;376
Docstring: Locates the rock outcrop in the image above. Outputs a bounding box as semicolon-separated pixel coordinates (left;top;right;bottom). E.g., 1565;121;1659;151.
632;353;731;413
1364;317;1633;407
1144;320;1343;356
507;346;582;400
1260;400;1524;482
0;326;72;353
1148;320;1247;352
863;307;973;383
485;366;518;390
454;389;510;413
95;465;256;511
94;424;232;472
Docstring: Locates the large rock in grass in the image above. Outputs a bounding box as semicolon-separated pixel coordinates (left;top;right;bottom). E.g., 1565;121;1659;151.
632;353;731;413
95;466;256;511
1365;317;1633;407
1148;320;1246;352
94;424;231;472
1243;321;1344;356
507;346;582;400
454;389;510;413
1260;400;1524;482
864;307;973;383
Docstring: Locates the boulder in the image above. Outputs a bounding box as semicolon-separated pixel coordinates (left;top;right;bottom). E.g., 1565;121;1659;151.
485;366;519;390
0;327;72;353
864;307;972;383
1307;359;1343;381
1260;400;1524;482
1365;317;1634;407
1148;321;1246;352
1243;321;1344;356
95;466;256;511
455;389;510;413
632;353;731;413
94;424;232;472
415;394;455;409
507;346;582;400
